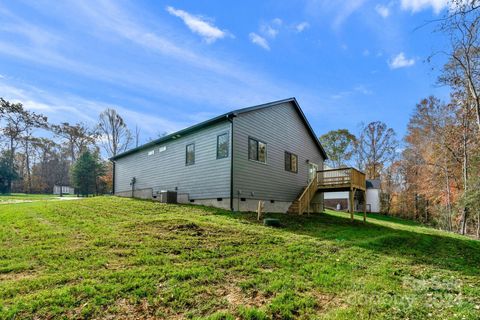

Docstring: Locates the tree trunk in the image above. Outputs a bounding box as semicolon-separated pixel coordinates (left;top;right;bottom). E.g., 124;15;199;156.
25;139;32;193
70;139;76;163
445;163;453;231
7;136;15;193
460;118;469;235
477;212;479;239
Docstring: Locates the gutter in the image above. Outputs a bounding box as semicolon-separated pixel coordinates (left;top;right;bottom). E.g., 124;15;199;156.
111;160;116;195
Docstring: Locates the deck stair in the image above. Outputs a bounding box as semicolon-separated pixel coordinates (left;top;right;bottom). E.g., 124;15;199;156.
288;168;367;221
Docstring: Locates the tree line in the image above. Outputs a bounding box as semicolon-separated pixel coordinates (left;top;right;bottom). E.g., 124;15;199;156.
320;2;480;238
0;101;135;196
1;2;478;238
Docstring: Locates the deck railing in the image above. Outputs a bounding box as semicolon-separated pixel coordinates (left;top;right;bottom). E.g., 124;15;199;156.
291;167;366;215
317;168;366;190
297;173;318;215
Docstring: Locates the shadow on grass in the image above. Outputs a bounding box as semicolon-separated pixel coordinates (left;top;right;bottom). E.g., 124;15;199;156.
214;208;480;277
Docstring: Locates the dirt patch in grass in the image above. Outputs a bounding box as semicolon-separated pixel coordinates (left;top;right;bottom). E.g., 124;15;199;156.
312;291;346;312
221;283;270;308
0;270;37;282
169;222;205;236
125;219;251;243
98;298;160;320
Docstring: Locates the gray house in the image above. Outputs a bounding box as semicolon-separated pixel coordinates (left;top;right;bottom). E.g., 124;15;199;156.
111;98;327;213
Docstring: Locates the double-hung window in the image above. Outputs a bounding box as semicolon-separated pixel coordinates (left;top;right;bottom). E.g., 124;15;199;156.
248;138;266;163
285;151;298;173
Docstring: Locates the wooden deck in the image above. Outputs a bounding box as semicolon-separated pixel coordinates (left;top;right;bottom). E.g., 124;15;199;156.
288;167;367;222
317;168;366;192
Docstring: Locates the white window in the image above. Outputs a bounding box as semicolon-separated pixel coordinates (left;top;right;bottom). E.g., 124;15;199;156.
159;146;166;152
147;150;154;156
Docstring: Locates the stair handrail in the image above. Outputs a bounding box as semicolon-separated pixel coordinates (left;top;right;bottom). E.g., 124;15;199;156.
297;173;318;214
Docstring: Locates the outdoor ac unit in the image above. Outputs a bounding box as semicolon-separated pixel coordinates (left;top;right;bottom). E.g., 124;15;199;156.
156;191;177;204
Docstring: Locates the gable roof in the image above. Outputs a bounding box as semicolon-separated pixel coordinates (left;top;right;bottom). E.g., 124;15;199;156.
110;97;328;160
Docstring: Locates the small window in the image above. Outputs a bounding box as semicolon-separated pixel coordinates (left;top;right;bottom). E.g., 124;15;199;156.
248;138;267;163
285;152;298;173
159;146;166;152
217;133;229;159
147;150;154;156
186;143;195;166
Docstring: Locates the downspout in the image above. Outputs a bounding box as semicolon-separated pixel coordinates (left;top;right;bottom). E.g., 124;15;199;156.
227;114;236;211
111;160;115;195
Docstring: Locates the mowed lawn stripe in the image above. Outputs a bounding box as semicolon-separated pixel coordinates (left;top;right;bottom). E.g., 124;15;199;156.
0;197;479;319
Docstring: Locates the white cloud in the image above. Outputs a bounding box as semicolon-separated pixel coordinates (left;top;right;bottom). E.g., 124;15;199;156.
272;18;283;25
354;85;373;95
259;18;282;39
330;84;373;100
388;52;415;69
0;0;335;128
375;4;390;18
0;79;189;135
260;24;279;38
249;32;270;50
295;22;310;32
166;6;231;43
333;0;368;29
400;0;448;14
363;49;370;56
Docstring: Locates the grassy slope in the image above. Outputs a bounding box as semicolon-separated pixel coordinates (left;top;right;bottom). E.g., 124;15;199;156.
0;197;479;320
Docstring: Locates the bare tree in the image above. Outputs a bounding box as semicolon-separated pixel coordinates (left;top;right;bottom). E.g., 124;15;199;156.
97;108;132;158
52;122;97;163
0;98;48;192
437;1;480;134
134;125;141;148
355;121;398;179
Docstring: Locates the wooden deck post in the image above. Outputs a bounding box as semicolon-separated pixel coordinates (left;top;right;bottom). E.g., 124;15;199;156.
363;190;367;223
349;188;354;222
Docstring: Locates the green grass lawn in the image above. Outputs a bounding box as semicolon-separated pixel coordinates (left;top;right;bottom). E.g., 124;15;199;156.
0;197;479;319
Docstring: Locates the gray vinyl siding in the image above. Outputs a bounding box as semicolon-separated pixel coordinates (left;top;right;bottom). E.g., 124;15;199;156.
114;121;231;199
232;102;324;201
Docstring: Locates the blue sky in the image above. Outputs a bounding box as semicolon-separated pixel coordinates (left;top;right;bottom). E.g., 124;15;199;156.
0;0;451;143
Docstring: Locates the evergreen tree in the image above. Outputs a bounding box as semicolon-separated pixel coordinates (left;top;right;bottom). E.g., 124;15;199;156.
0;151;19;194
71;151;98;196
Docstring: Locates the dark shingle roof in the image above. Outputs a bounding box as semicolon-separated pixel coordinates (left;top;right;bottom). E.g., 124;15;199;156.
110;97;328;160
366;179;381;189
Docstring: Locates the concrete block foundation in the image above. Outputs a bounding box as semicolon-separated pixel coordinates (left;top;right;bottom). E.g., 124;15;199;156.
115;190;324;214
